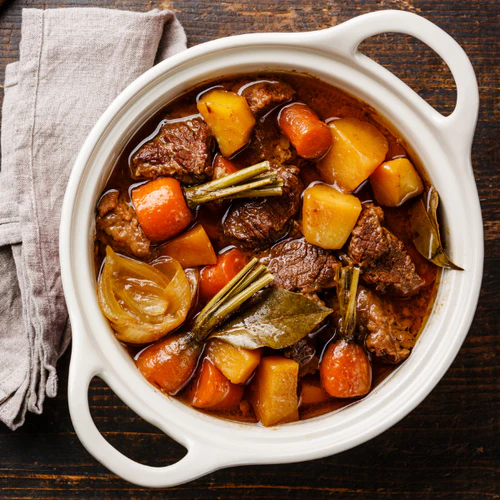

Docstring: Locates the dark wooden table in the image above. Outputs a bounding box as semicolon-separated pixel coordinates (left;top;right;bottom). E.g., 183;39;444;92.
0;0;498;498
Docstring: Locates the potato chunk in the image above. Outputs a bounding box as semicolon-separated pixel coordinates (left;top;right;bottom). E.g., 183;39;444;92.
157;224;217;268
197;90;256;157
251;356;299;427
370;158;424;207
206;339;262;384
300;377;331;406
302;183;362;250
317;118;389;192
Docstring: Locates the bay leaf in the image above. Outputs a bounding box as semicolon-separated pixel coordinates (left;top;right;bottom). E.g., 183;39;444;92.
410;187;463;270
209;287;332;350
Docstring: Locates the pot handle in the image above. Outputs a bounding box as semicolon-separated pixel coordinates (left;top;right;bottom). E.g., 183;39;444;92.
308;10;479;157
67;340;218;488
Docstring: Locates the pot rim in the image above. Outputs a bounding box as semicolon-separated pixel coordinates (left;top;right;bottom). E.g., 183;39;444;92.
60;10;482;488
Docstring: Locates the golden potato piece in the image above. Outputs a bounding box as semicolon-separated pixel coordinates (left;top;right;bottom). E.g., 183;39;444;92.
206;339;262;384
300;377;331;406
158;224;217;268
370;158;424;207
317;118;389;192
251;356;299;427
197;89;255;157
302;183;362;250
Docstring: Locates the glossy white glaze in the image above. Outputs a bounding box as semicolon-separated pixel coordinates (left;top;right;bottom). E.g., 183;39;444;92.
59;10;482;488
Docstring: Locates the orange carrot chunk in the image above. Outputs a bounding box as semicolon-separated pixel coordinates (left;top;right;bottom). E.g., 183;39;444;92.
213;155;239;180
320;339;372;398
131;177;192;243
199;248;249;301
135;333;202;395
186;358;243;410
278;103;332;159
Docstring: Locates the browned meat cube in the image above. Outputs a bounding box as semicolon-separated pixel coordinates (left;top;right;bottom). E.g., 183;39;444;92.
223;164;303;251
96;190;151;259
130;117;214;184
241;118;296;167
283;338;316;366
282;337;319;376
267;238;340;293
242;81;295;117
348;203;425;297
356;287;414;364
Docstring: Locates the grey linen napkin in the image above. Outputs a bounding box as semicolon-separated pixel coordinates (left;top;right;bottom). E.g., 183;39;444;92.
0;8;187;430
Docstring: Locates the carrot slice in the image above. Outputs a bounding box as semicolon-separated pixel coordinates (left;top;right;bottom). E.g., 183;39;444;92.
278;103;332;159
320;339;372;398
132;177;192;243
199;248;249;301
186;358;243;410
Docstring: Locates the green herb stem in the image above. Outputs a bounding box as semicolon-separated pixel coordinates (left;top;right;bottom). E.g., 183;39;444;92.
194;258;259;329
227;263;268;299
191;258;274;341
186;175;282;206
183;161;283;208
201;273;274;335
338;266;360;340
225;186;283;199
199;161;270;192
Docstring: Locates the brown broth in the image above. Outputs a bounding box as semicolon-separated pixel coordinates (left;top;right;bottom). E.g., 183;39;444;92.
96;72;440;424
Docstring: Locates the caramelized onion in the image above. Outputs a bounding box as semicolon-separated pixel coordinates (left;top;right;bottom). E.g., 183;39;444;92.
97;246;191;344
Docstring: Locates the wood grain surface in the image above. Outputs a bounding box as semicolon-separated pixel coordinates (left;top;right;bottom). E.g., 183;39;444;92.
0;0;498;498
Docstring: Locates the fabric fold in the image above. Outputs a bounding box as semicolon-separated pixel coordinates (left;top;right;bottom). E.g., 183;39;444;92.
0;7;187;430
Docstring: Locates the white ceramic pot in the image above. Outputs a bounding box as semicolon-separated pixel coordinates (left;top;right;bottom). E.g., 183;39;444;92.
59;10;482;488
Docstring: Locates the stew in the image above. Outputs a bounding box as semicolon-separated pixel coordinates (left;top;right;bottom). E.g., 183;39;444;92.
94;73;458;426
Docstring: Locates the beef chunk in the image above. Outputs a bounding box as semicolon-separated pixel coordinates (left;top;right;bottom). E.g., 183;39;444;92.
303;293;327;308
283;338;316;366
348;203;425;297
242;81;295;117
96;190;151;259
223;165;303;251
97;190;119;217
268;238;340;293
130;118;214;184
242;116;296;167
282;338;319;376
356;287;414;364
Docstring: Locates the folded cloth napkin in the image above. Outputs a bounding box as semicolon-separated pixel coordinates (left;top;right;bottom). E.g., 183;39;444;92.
0;8;186;430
